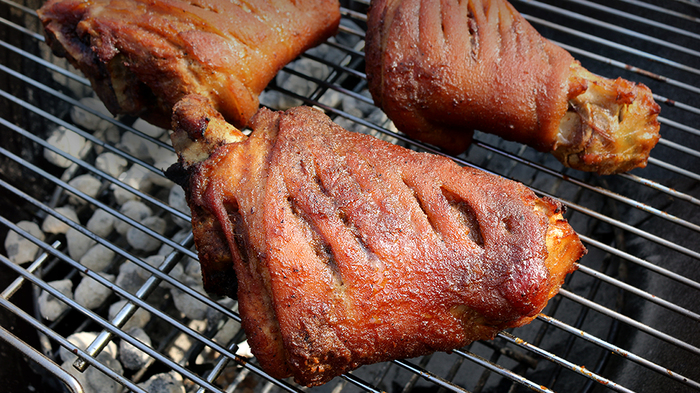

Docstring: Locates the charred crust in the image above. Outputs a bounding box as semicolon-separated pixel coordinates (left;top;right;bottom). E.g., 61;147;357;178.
172;95;223;139
192;116;210;139
202;269;239;299
164;162;191;190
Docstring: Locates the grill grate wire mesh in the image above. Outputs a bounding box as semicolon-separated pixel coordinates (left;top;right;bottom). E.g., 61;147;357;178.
0;0;699;392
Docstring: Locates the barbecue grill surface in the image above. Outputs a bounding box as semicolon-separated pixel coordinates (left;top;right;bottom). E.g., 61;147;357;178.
1;1;699;393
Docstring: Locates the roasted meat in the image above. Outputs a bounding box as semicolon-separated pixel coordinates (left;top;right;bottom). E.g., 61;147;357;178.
167;94;586;386
37;0;340;128
365;0;660;175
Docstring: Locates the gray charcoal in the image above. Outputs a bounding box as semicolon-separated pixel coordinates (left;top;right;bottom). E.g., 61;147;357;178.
86;208;116;238
108;299;151;330
67;174;102;205
44;126;87;168
41;206;78;235
137;371;185;393
168;185;191;228
119;327;152;370
70;96;115;132
79;243;116;272
111;164;154;205
132;118;166;138
59;331;118;363
115;200;152;236
95;152;128;178
66;227;96;261
171;285;209;321
115;261;146;295
4;220;45;264
74;273;115;310
38;279;73;321
126;216;167;252
62;352;123;393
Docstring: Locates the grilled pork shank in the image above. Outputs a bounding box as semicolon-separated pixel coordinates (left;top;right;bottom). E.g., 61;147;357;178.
38;0;340;128
366;0;661;174
167;95;586;386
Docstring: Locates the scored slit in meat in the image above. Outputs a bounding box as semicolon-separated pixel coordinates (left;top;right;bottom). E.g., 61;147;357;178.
37;0;340;128
167;95;586;386
365;0;661;174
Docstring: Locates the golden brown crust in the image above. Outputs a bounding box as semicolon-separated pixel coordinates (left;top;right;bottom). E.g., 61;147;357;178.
169;96;585;386
365;0;660;174
38;0;340;128
366;0;574;154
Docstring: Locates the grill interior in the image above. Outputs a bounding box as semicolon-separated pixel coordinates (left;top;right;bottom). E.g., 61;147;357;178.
1;1;699;392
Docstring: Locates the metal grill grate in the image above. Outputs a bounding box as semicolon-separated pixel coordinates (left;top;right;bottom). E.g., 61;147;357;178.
1;1;699;392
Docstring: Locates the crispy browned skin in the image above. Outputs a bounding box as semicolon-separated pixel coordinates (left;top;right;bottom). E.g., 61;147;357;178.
365;0;660;175
38;0;340;128
169;95;585;386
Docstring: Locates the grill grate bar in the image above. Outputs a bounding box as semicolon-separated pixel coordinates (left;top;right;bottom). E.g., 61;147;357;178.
454;348;553;393
674;0;700;10
340;373;386;393
517;1;700;58
0;323;84;393
537;314;700;390
1;240;60;299
324;37;366;59
0;254;150;393
564;198;700;260
579;234;700;291
300;52;367;85
576;264;700;322
559;289;700;357
340;6;368;23
659;116;700;138
279;65;372;107
614;0;700;22
0;119;195;259
469;141;700;242
525;14;700;77
73;231;196;372
0;218;301;393
0;168;387;393
0;40;90;85
653;94;700;117
193;341;240;393
646;157;700;182
657;138;700;160
554;40;700;95
619;172;700;207
497;332;636;393
391;359;469;393
0;15;44;41
0;0;35;16
0;164;239;324
538;0;700;41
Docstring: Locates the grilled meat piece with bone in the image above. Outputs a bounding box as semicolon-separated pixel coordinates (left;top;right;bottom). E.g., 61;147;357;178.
167;95;586;386
365;0;660;174
38;0;340;128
